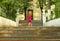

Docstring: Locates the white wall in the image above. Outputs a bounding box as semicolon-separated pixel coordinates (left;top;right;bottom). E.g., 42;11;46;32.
0;16;17;26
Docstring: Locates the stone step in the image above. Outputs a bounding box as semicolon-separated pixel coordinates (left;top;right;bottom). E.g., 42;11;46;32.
0;40;60;41
19;20;43;26
0;30;60;37
0;26;60;30
0;36;60;40
0;27;59;36
0;26;59;41
0;29;60;34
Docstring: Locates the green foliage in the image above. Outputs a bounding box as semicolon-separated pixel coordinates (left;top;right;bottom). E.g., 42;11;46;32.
0;0;31;21
55;0;60;18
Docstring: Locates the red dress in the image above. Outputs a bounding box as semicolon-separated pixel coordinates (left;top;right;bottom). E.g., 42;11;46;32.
28;15;32;23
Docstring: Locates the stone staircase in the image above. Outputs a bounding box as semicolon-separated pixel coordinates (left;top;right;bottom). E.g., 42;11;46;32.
0;26;60;41
19;20;43;26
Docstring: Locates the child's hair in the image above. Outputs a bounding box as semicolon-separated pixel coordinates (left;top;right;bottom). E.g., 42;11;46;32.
28;11;32;15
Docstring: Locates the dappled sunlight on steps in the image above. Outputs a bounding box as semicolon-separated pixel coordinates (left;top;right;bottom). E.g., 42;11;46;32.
0;26;60;41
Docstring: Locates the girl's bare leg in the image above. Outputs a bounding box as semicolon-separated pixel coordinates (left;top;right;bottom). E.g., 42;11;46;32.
30;23;32;27
28;22;31;27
